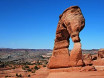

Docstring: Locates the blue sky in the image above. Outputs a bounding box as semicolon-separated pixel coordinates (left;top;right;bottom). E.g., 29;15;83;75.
0;0;104;49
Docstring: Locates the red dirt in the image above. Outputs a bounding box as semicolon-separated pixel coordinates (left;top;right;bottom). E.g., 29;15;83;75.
1;66;104;78
47;71;104;78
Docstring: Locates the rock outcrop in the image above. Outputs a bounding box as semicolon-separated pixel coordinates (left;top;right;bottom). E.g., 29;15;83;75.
48;6;85;68
83;54;92;65
98;49;104;58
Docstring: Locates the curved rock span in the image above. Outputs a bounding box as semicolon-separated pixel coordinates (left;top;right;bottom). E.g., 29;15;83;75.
48;6;85;68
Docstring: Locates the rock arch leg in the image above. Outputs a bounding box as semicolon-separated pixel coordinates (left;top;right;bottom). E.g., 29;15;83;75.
67;27;84;67
47;22;70;69
69;42;84;66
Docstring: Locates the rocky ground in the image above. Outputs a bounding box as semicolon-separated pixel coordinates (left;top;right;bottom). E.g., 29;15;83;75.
0;48;104;78
47;71;104;78
1;64;104;78
0;67;48;78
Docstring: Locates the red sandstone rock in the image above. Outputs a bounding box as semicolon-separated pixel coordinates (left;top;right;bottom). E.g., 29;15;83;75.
69;42;84;66
48;6;85;68
92;54;97;60
47;48;70;68
83;54;92;65
98;49;104;58
49;66;96;73
80;66;96;71
47;70;104;78
94;66;104;71
92;58;104;66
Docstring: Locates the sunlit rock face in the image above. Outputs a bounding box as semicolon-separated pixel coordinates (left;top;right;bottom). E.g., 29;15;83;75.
48;6;85;69
98;49;104;58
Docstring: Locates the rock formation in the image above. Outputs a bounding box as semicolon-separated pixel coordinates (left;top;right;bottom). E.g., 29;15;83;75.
83;54;92;65
98;49;104;58
48;6;85;68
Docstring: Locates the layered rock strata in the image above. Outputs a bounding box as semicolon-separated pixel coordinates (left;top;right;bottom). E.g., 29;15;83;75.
48;6;85;68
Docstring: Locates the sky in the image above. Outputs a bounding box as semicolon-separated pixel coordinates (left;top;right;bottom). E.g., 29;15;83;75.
0;0;104;49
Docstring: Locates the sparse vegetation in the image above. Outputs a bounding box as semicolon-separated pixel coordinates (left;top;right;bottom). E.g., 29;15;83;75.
43;65;46;67
22;64;39;73
28;74;31;77
32;70;36;73
0;63;5;68
0;49;52;64
27;68;32;72
35;60;42;65
22;65;29;70
0;49;52;78
24;65;29;68
22;66;25;70
34;65;39;70
16;73;22;77
5;75;11;78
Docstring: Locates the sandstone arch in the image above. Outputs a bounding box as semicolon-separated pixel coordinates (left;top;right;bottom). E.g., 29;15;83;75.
48;6;85;69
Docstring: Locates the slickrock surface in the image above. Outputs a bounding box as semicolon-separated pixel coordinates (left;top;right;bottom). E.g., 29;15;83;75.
31;67;49;78
47;71;104;78
47;66;104;78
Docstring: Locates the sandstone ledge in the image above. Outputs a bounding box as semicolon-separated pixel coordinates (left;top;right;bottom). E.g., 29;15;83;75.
49;66;96;72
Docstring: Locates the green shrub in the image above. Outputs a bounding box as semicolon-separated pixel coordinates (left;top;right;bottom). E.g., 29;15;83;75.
16;73;22;77
5;75;11;77
12;67;15;69
22;66;25;70
36;60;42;65
27;68;32;72
32;70;35;73
22;65;29;70
34;65;39;70
16;73;18;77
19;74;22;77
0;63;5;68
43;65;46;67
28;74;31;77
24;65;29;68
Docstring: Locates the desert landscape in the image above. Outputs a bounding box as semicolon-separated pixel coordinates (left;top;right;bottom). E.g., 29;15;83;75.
0;49;104;78
0;0;104;78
